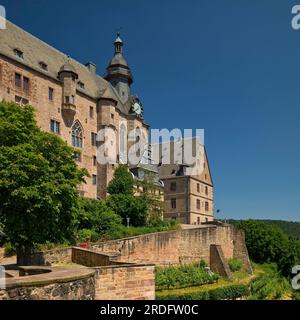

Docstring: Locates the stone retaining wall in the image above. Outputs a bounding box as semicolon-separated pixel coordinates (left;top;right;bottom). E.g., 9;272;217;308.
0;248;4;261
26;247;72;266
0;266;95;300
94;264;155;300
72;247;122;267
91;225;243;267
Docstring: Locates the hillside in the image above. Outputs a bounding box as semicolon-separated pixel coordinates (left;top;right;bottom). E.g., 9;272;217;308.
225;219;300;240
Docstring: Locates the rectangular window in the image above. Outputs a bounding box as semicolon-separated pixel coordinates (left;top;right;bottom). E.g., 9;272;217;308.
23;77;30;91
89;106;94;118
205;186;208;196
205;201;209;212
91;132;97;146
196;199;201;209
170;182;177;192
50;119;60;134
15;73;21;87
92;174;97;185
197;183;200;193
65;96;70;103
49;87;54;101
171;198;176;209
93;156;97;166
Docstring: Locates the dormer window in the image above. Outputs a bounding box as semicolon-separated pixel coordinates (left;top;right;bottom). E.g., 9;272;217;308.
14;49;23;59
77;81;85;89
39;61;48;71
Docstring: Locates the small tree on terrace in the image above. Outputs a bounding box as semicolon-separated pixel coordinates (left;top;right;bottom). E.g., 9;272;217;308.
106;165;148;226
0;102;87;265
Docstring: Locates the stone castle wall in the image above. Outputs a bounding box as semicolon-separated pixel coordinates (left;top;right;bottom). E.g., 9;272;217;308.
91;224;242;267
0;267;95;300
94;264;155;300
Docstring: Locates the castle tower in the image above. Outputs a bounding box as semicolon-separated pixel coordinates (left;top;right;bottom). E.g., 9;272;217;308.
104;33;133;102
58;57;78;121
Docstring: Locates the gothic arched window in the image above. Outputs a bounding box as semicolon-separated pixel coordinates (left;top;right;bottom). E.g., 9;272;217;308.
71;121;83;148
120;124;126;154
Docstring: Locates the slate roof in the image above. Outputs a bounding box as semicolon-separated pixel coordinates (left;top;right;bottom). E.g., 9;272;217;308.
0;20;133;115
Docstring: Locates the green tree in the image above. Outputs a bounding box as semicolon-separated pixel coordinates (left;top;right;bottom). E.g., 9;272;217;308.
75;197;122;236
107;165;134;195
106;194;148;226
238;220;300;275
106;165;148;226
0;102;87;265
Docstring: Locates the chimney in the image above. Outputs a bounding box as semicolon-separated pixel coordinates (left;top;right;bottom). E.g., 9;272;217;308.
85;62;96;74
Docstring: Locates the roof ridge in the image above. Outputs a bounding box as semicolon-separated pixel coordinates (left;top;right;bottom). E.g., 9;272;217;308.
5;19;88;72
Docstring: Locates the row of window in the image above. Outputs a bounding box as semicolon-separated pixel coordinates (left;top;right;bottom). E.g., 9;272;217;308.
171;198;210;211
14;74;98;121
170;181;209;195
49;120;98;148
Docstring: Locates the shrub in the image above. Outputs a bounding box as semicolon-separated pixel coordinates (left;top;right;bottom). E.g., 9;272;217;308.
157;284;249;300
4;242;16;257
74;198;122;238
76;229;99;243
228;258;242;272
199;259;207;268
156;264;219;290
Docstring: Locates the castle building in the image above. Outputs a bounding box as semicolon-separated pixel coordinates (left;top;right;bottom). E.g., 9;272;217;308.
0;21;213;223
158;138;214;224
0;21;149;199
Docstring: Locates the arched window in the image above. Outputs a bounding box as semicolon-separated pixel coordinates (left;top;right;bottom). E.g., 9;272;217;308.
71;121;83;148
120;124;126;153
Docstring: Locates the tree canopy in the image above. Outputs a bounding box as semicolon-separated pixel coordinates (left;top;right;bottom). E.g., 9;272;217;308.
106;165;149;226
237;220;300;276
0;102;87;264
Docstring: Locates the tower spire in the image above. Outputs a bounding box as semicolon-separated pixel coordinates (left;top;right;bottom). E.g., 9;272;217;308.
104;33;133;101
114;32;123;54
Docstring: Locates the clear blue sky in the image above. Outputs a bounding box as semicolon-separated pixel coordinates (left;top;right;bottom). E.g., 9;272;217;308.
2;0;300;221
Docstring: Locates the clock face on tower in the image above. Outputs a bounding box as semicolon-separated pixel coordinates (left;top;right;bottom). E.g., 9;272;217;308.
133;102;142;115
131;99;144;117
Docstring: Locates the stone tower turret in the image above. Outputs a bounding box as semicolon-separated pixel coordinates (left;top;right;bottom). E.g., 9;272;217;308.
104;33;133;102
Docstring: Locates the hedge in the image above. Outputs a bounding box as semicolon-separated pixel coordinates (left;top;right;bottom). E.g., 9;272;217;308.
156;284;250;300
155;264;219;290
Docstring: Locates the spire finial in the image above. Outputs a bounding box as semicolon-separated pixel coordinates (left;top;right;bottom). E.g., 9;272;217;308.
114;30;123;54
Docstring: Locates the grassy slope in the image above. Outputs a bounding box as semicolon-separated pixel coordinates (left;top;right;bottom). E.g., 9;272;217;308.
155;265;263;299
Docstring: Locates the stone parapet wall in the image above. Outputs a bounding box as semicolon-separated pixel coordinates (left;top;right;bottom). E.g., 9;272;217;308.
26;247;72;266
91;225;237;267
0;266;95;300
72;247;122;267
94;264;155;300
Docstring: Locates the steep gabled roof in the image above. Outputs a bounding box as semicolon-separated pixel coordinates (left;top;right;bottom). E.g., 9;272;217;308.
0;20;130;114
